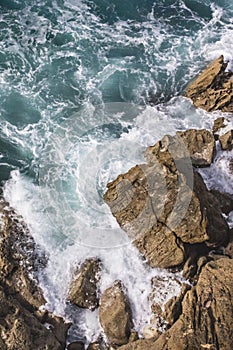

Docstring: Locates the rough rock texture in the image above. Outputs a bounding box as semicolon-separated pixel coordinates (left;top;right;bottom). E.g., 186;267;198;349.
104;131;229;268
209;189;233;214
193;171;229;247
185;55;233;112
219;130;233;150
87;338;108;350
67;341;85;350
225;230;233;259
118;258;233;350
177;129;216;167
68;258;101;310
0;198;69;350
99;281;133;346
212;117;226;135
115;338;158;350
162;283;191;326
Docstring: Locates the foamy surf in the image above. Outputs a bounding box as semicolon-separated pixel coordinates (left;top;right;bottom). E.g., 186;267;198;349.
1;0;233;346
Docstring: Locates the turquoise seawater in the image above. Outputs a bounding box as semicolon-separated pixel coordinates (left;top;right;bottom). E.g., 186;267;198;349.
1;0;233;180
1;0;233;345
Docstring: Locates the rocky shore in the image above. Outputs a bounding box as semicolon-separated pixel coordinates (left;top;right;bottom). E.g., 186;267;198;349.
1;56;233;349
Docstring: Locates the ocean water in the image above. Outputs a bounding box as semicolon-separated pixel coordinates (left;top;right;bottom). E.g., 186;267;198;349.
1;0;233;346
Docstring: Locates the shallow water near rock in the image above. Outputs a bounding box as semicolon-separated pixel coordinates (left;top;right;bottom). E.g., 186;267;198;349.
1;0;233;345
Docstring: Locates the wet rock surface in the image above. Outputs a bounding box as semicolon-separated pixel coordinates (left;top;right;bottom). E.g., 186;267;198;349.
68;258;101;310
87;338;108;350
153;258;233;350
2;56;233;350
219;130;233;150
0;199;69;349
185;55;233;112
177;129;216;167
118;258;233;350
104;130;229;268
104;117;233;350
67;341;85;350
99;281;133;346
212;116;226;135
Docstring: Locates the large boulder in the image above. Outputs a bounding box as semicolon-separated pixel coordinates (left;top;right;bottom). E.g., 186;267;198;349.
118;258;233;350
68;258;101;310
104;131;229;268
99;281;133;346
185;55;233;112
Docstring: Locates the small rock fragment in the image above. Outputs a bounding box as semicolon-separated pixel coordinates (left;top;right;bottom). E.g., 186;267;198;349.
219;130;233;150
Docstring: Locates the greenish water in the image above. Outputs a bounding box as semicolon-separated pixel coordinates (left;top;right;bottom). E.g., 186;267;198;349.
1;0;233;345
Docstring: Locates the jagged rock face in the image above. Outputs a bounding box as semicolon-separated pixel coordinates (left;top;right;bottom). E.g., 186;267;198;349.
99;281;133;346
212;117;226;135
153;258;233;350
118;258;233;350
193;171;229;247
68;258;101;310
104;131;229;268
0;199;69;349
185;55;233;112
0;201;46;309
219;130;233;150
177;129;216;167
87;339;108;350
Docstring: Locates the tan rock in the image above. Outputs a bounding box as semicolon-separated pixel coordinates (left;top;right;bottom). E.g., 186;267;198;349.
99;281;133;346
142;323;160;340
115;338;159;350
212;117;226;135
87;336;108;350
104;132;229;268
68;258;101;310
185;55;233;113
177;129;216;167
163;284;191;326
0;199;68;349
152;258;233;350
118;258;233;350
219;130;233;150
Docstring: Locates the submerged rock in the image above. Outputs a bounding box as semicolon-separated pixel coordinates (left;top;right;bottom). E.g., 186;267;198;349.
99;281;133;346
185;55;233;112
104;131;229;268
68;258;101;311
